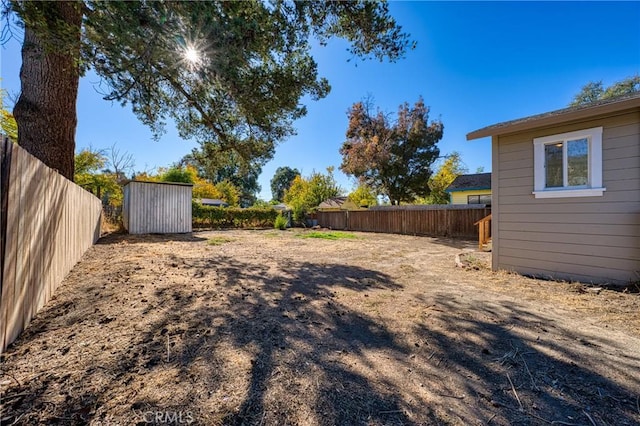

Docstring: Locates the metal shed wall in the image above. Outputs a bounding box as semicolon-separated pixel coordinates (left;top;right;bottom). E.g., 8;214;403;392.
123;181;192;234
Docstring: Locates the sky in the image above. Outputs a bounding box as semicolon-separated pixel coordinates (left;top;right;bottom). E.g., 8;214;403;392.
2;1;639;201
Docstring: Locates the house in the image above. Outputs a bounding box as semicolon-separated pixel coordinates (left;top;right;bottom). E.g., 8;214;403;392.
273;203;291;212
317;196;359;211
445;172;492;205
467;93;640;285
200;198;229;208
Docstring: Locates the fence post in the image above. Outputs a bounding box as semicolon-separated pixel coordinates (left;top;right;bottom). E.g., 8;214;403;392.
0;137;13;301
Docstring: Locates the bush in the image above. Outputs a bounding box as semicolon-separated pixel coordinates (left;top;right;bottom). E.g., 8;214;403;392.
192;201;278;229
274;213;288;230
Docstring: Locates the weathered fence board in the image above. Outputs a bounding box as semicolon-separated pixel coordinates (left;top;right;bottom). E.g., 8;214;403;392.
1;142;102;353
317;206;490;239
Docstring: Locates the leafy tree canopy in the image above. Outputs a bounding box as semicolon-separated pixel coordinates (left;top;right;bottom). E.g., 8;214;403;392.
8;0;413;179
270;166;300;202
570;75;640;106
423;152;467;204
179;143;262;207
347;183;378;208
158;165;197;184
339;97;442;205
157;164;241;206
1;87;17;140
74;147;122;206
283;167;341;222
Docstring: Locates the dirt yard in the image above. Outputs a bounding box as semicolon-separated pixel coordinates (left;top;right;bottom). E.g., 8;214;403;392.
1;229;639;425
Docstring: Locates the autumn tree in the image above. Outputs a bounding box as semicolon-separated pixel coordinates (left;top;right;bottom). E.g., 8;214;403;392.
158;165;240;206
570;75;640;106
7;1;412;180
424;152;467;204
340;97;442;205
270;166;300;202
74;147;122;206
158;165;198;184
347;183;378;208
180;144;262;207
1;88;17;140
283;168;341;222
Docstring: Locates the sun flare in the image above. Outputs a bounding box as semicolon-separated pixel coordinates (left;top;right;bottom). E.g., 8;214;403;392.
184;46;201;65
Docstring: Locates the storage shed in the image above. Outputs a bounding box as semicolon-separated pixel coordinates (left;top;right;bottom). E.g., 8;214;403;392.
123;181;193;234
467;94;640;285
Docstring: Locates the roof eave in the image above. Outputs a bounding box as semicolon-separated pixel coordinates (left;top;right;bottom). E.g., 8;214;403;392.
445;186;491;193
467;95;640;140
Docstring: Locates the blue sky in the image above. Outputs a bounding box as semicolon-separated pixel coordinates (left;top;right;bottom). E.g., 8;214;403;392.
2;1;639;200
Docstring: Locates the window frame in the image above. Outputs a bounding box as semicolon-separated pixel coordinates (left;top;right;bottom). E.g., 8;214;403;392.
467;194;491;205
533;127;605;198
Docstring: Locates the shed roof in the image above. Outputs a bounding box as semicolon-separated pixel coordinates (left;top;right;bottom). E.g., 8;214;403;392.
125;180;193;187
445;173;492;192
467;93;640;140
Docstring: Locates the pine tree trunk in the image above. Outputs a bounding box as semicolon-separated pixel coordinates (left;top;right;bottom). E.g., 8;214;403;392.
13;2;83;181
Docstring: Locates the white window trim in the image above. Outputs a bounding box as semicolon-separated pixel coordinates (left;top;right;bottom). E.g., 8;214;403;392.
533;127;605;198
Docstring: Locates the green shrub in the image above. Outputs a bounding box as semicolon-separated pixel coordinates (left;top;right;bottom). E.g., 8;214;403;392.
274;213;288;230
192;201;278;229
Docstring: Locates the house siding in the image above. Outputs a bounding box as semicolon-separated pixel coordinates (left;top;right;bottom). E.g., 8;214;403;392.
449;189;492;205
493;110;640;284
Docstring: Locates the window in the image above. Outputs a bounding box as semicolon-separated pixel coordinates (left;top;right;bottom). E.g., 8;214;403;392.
467;194;492;206
533;127;605;198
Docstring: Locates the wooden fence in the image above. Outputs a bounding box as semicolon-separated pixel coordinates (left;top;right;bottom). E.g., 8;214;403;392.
316;205;491;239
1;140;102;353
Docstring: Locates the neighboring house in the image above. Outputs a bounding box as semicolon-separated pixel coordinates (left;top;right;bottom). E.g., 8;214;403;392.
467;94;640;285
317;196;359;211
273;203;291;212
445;172;492;205
200;198;229;208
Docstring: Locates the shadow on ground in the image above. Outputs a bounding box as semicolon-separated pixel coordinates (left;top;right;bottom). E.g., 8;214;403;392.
2;236;639;425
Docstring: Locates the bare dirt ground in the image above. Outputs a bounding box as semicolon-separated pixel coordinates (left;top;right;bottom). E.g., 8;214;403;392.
1;229;639;426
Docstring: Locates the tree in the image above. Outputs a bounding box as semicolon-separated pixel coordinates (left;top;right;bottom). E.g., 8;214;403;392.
11;1;82;179
270;166;300;202
424;152;467;204
215;179;240;207
158;164;241;206
74;147;121;205
105;143;135;184
7;1;412;180
179;144;262;207
158;165;197;184
570;76;640;106
340;97;442;205
347;183;378;208
307;167;341;208
283;168;341;222
1;106;17;141
1;88;17;140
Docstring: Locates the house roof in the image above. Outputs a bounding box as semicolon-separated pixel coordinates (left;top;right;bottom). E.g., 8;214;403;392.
273;203;290;211
445;173;491;192
467;93;640;140
200;198;228;206
317;196;348;209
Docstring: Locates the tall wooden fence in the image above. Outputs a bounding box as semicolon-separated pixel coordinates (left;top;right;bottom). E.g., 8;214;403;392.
316;205;491;239
1;140;102;353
